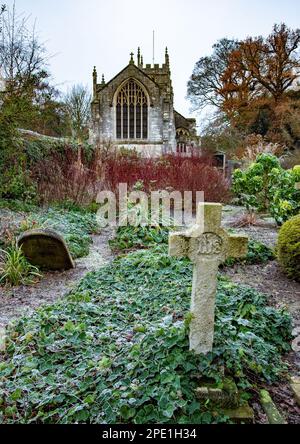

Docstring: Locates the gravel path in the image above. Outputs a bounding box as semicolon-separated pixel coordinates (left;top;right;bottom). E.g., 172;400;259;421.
221;207;300;370
222;205;279;248
223;262;300;366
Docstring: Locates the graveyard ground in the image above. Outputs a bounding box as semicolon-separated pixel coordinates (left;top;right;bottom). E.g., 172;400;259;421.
0;203;299;424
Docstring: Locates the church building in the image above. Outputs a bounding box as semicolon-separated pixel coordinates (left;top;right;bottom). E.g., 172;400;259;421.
90;48;198;156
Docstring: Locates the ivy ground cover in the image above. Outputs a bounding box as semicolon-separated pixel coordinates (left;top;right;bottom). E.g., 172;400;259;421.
0;244;291;424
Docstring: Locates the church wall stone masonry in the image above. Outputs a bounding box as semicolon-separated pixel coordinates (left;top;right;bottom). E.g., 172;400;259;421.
90;48;198;156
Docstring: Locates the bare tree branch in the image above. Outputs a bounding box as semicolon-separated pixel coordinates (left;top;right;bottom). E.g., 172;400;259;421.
0;1;48;96
64;84;91;142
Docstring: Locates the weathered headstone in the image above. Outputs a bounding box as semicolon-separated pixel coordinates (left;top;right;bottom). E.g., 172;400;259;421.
169;203;248;355
18;229;75;271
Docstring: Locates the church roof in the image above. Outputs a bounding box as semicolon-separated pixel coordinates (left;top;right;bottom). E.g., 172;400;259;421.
174;110;196;131
96;62;161;93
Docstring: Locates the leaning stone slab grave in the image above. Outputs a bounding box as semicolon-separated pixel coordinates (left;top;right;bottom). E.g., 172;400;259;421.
17;229;75;271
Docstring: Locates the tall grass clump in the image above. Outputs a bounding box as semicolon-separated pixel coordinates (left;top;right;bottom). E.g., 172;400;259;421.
0;244;42;287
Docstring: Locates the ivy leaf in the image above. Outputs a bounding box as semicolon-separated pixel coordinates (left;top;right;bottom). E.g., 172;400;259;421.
11;389;22;401
120;405;136;420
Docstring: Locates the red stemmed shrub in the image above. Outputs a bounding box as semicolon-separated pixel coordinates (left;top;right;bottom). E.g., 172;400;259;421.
31;145;105;205
30;142;230;205
105;152;230;203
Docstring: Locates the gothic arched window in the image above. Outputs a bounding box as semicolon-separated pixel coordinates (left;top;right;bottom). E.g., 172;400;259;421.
116;80;148;140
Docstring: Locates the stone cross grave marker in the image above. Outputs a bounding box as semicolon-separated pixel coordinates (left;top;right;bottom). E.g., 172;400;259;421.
169;203;248;355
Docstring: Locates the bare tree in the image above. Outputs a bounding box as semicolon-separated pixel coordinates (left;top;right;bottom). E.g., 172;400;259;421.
0;1;48;96
187;39;239;111
0;4;6;29
64;84;91;142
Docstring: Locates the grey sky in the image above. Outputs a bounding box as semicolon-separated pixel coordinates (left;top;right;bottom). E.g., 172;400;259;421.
5;0;300;121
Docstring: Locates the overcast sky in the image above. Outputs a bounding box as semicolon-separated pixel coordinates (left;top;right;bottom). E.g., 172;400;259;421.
5;0;300;122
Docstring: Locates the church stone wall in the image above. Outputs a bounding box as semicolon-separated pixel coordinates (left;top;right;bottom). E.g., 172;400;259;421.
91;64;172;153
90;50;186;155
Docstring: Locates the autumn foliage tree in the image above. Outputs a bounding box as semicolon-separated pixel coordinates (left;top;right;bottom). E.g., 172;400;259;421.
188;24;300;152
239;24;300;102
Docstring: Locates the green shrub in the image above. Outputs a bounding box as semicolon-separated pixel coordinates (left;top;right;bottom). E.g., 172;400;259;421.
0;101;37;203
85;201;101;214
277;214;300;281
0;244;42;287
0;199;38;213
23;137;95;165
0;132;93;205
52;200;100;215
233;154;300;224
109;193;175;252
291;165;300;182
0;155;36;203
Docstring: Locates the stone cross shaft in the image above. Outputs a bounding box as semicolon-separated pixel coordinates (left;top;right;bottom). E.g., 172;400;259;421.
169;203;248;355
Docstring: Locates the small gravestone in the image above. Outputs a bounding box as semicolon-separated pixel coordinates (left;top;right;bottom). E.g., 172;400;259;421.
18;229;75;271
169;203;248;355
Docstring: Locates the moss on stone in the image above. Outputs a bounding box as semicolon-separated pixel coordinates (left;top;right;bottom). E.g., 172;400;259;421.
260;390;287;424
222;403;254;424
195;377;240;409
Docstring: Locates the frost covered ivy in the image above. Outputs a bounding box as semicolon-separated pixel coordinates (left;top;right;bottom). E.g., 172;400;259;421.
0;245;291;424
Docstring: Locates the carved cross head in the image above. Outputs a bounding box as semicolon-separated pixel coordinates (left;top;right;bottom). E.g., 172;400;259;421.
169;203;248;265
